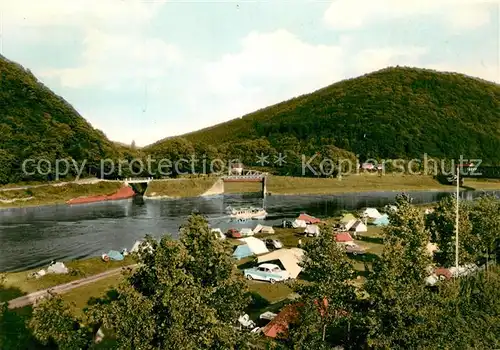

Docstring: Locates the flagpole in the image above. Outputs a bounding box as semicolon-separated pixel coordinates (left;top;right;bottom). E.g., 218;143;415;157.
455;165;460;268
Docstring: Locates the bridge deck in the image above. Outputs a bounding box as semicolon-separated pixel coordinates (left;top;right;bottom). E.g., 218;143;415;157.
222;178;265;183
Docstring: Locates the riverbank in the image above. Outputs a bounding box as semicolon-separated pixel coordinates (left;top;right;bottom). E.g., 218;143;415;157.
144;177;218;198
2;175;499;208
0;181;124;208
145;174;500;198
0;257;132;301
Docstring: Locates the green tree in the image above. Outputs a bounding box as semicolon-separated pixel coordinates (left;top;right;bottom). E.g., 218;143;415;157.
29;294;93;349
86;214;250;349
426;195;478;267
364;193;435;349
469;194;500;269
287;227;358;349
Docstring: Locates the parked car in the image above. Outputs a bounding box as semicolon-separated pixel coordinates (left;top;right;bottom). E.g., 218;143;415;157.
227;228;242;238
344;242;366;255
265;239;283;250
244;263;290;284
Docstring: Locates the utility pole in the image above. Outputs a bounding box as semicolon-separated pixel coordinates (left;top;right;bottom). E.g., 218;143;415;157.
455;165;460;268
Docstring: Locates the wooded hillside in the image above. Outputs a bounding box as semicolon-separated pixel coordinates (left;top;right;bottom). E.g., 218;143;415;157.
157;67;500;165
0;56;125;183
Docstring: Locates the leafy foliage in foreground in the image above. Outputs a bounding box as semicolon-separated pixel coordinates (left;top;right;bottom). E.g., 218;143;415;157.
24;195;500;349
28;215;250;349
149;67;500;168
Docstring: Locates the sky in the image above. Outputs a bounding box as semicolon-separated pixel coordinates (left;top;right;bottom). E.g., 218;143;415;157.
1;0;499;146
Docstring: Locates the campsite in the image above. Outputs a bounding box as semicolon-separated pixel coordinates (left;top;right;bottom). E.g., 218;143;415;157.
3;200;498;349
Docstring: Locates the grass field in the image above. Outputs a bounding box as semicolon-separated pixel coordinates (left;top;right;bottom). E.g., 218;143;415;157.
1;256;132;301
145;177;218;198
164;174;500;197
0;181;123;208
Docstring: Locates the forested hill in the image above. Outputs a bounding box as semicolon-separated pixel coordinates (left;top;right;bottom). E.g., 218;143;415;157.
173;67;500;163
0;56;122;183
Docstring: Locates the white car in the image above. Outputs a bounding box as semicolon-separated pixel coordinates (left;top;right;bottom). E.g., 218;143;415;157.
244;263;290;284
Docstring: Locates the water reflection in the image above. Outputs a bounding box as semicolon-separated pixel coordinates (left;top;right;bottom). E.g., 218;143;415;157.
0;190;497;272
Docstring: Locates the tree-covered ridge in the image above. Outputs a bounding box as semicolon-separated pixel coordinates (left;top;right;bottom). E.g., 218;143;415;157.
168;67;500;163
0;56;121;183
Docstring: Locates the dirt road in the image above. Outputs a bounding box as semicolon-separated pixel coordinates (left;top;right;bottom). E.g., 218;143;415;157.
6;264;137;310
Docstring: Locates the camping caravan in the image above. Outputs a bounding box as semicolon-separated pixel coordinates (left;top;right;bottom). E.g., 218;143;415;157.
233;237;269;260
304;225;320;237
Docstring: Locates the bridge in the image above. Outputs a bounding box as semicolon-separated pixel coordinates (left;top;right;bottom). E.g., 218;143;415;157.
221;170;268;197
222;170;267;181
124;177;153;185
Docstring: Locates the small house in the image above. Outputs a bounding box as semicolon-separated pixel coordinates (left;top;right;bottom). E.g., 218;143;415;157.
297;213;321;224
351;220;367;233
304;224;320;237
233;237;269;260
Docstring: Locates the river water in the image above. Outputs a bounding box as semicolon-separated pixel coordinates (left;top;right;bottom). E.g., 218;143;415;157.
1;190;498;272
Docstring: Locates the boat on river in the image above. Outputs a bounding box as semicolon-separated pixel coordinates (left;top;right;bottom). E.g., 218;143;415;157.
226;206;268;220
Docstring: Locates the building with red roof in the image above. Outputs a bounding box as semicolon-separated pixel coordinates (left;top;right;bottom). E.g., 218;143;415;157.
262;299;330;339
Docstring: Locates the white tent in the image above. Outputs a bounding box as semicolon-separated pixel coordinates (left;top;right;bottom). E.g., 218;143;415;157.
253;224;275;234
238;237;269;255
351;220;367;232
211;228;226;240
292;219;307;228
362;208;382;219
131;240;153;254
304;225;320;236
47;262;69;274
240;228;254;237
257;248;305;279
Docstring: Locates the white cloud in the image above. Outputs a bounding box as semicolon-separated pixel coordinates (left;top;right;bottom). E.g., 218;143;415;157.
189;30;429;136
324;0;493;30
204;29;345;97
40;29;182;89
2;0;160;29
2;1;181;89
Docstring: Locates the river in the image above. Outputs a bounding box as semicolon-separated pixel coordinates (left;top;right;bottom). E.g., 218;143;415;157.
1;189;498;272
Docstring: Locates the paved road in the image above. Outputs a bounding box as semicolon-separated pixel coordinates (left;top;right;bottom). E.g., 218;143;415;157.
6;264;137;310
